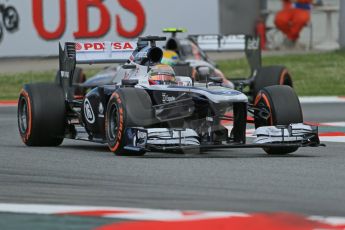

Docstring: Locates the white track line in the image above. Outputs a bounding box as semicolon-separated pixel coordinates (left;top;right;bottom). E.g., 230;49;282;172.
0;203;344;226
299;96;345;104
319;122;345;127
0;203;246;221
320;136;345;143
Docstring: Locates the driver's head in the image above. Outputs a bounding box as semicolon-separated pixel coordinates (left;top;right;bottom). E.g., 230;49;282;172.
148;64;176;85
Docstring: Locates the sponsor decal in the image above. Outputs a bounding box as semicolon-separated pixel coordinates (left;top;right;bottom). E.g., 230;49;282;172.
32;0;146;40
247;37;260;50
60;71;70;79
75;42;135;51
161;93;176;103
75;42;83;50
98;102;104;114
84;98;95;124
98;102;104;118
213;90;242;96
0;3;20;43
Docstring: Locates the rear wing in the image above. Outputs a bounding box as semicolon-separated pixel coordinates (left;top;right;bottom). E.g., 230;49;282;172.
189;35;262;76
58;41;136;101
60;41;137;65
191;35;246;51
163;28;187;38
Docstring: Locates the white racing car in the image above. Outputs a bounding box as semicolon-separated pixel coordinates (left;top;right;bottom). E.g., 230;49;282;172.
18;36;322;156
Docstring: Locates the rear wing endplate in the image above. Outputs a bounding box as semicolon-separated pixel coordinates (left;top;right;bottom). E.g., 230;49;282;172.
191;35;246;51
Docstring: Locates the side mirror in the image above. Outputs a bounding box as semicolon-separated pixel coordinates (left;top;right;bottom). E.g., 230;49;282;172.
122;79;138;87
122;64;137;70
209;76;223;84
196;66;211;82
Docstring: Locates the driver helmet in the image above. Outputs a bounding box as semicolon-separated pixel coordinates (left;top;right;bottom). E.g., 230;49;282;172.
161;50;180;66
148;64;176;85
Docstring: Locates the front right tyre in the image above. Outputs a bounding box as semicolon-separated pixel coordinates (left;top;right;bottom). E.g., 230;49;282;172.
254;85;303;155
252;66;293;99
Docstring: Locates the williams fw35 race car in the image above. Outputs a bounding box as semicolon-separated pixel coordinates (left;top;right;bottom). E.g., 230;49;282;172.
18;36;322;156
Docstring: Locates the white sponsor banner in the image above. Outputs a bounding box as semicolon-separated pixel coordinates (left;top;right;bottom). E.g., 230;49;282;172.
0;0;219;57
75;41;136;63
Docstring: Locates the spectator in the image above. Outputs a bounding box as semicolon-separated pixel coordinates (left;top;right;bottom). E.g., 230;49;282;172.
274;0;315;47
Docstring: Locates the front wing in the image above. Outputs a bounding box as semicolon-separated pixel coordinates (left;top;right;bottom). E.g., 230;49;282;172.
123;123;323;153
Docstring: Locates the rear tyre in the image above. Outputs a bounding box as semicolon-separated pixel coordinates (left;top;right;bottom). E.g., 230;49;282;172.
252;66;292;99
106;88;154;156
254;85;303;155
18;83;66;146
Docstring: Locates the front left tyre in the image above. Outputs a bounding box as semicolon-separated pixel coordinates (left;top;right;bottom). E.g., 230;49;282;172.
18;83;66;146
105;88;155;156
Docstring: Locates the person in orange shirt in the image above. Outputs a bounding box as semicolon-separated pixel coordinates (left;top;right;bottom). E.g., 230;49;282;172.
274;0;314;46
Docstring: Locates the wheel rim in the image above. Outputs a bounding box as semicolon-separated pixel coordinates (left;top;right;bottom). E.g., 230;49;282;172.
18;97;29;134
108;104;119;141
254;92;273;128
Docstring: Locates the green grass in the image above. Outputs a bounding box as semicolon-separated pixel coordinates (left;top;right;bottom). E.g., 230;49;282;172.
0;69;101;100
0;51;345;100
0;71;55;100
217;50;345;96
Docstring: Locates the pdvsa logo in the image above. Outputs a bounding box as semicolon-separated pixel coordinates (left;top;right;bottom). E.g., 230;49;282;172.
0;3;20;43
32;0;146;40
75;42;135;51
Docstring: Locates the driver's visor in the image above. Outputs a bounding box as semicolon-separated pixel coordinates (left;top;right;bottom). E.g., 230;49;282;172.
149;74;175;82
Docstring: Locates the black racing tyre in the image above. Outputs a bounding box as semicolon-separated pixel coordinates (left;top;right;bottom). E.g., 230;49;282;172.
252;66;293;99
17;83;66;146
105;88;155;156
3;6;19;32
254;85;303;155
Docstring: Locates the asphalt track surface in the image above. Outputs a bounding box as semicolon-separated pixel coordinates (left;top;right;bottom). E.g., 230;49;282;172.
0;103;345;220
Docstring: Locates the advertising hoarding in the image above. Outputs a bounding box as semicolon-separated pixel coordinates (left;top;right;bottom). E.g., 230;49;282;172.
0;0;219;57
